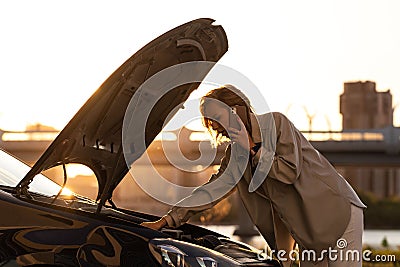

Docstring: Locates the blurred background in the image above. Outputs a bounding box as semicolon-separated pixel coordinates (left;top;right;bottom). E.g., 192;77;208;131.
1;0;400;263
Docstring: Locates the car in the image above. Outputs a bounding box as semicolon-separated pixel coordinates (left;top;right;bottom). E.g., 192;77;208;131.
0;18;280;266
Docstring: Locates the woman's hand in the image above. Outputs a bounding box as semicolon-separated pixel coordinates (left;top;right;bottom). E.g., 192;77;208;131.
140;217;167;230
228;115;254;152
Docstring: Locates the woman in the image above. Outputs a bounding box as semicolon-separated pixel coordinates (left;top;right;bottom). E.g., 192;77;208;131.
142;85;366;266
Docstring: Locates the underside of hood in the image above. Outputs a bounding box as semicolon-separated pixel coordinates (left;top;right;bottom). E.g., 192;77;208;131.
16;18;228;210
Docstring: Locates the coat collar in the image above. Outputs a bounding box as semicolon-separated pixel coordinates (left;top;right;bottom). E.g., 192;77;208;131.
250;113;262;144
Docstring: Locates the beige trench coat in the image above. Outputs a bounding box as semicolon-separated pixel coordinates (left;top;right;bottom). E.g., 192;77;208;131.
164;112;366;253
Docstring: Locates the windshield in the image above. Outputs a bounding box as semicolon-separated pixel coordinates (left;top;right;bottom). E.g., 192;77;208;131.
0;149;72;196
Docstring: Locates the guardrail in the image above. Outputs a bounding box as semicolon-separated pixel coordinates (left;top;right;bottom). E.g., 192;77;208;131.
1;127;399;152
0;130;59;141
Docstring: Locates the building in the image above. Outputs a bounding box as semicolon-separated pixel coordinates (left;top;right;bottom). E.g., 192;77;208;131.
339;81;400;198
340;81;393;129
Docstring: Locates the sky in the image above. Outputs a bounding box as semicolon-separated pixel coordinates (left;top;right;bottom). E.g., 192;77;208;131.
1;0;400;132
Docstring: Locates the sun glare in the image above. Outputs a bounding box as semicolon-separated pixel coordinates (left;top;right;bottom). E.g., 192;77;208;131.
66;164;94;178
60;187;74;196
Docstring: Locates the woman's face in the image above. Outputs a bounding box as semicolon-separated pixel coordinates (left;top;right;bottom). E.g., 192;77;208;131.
203;101;230;137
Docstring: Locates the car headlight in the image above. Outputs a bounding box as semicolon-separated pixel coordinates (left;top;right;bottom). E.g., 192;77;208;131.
149;238;239;267
196;256;218;267
157;244;187;267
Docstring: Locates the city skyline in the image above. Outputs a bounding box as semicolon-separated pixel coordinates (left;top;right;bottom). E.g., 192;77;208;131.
1;0;400;131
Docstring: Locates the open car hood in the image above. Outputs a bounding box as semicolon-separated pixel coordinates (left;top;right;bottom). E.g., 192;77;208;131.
16;18;228;209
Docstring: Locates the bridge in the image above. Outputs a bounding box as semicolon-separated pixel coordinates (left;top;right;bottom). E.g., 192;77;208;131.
1;127;400;167
0;129;58;165
2;126;399;235
302;128;400;167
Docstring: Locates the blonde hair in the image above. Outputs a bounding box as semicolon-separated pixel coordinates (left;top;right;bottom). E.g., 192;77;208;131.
200;84;254;146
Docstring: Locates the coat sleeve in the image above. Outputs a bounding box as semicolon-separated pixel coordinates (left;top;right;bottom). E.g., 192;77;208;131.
267;112;302;184
163;145;238;228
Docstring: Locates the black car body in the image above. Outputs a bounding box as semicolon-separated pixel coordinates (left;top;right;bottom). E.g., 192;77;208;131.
0;18;280;267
